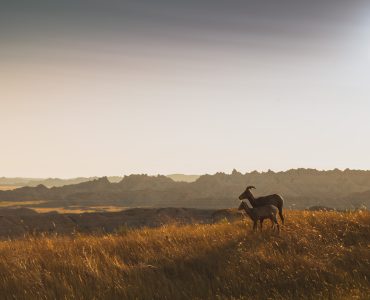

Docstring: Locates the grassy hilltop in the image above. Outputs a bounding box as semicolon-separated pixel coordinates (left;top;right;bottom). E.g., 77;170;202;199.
0;210;369;299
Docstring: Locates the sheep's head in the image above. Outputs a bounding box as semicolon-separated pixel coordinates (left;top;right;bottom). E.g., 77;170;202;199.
238;185;255;200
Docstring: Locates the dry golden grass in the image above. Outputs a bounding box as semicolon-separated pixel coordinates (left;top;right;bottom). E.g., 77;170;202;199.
0;210;369;299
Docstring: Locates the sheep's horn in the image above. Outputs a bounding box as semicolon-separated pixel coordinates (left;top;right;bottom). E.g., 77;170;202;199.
246;186;256;190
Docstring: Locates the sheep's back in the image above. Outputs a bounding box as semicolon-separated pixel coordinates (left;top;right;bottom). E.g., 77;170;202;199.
253;194;283;209
254;204;278;217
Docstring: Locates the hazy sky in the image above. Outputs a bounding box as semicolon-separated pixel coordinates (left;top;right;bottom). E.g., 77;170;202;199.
1;0;370;177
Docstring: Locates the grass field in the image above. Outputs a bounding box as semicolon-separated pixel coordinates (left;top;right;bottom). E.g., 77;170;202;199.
0;210;369;299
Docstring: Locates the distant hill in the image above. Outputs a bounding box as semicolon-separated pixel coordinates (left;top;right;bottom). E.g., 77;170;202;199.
166;174;200;182
0;177;99;188
0;169;370;209
0;174;197;189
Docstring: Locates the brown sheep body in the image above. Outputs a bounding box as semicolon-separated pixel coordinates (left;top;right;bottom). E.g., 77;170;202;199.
238;201;280;232
239;186;285;224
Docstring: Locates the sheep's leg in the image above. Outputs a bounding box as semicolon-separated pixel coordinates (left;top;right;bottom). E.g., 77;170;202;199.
260;219;264;231
279;207;284;225
270;218;275;229
253;221;257;231
272;215;280;233
269;216;275;231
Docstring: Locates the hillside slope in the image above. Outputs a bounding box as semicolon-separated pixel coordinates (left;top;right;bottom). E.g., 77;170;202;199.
0;210;368;299
0;207;237;238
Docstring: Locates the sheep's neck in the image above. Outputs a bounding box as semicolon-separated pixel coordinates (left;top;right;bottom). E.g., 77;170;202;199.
247;192;256;203
244;207;254;219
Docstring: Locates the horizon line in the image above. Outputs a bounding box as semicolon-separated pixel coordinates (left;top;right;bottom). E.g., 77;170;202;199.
2;167;370;180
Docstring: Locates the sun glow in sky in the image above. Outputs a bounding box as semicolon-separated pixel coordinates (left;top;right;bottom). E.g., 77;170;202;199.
1;0;370;177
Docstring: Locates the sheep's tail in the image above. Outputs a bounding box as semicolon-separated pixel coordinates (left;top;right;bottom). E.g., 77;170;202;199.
278;196;285;225
279;207;284;225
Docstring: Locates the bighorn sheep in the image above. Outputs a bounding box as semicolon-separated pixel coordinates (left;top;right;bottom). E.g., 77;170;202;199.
238;201;280;232
239;186;285;224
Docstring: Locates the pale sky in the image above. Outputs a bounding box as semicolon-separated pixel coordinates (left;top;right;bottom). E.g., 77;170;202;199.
1;0;370;177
